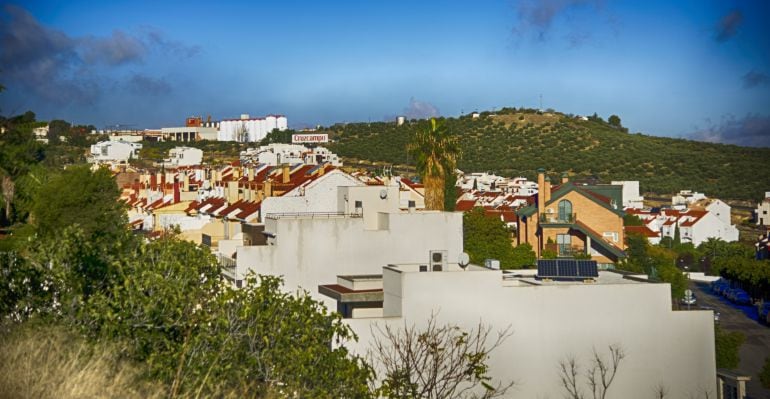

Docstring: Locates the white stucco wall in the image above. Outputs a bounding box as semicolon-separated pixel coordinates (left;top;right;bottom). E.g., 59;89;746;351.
235;211;463;307
345;269;717;399
260;170;364;217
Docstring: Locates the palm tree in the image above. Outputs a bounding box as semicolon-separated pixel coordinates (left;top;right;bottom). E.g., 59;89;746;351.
408;118;461;211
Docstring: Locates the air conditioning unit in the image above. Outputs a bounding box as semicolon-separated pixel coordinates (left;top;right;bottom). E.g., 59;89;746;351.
429;250;448;272
485;259;500;270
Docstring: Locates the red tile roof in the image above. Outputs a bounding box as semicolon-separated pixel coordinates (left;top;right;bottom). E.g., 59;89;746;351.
455;200;478;212
625;226;660;238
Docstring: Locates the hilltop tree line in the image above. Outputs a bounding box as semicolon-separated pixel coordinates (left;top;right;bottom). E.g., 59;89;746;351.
323;109;770;201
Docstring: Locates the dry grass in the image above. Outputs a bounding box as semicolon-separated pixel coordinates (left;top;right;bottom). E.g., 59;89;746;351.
0;323;165;399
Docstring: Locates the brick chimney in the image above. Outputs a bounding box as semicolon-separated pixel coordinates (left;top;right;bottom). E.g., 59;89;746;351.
264;179;273;197
544;176;551;204
173;177;180;203
282;164;290;184
227;181;238;203
561;172;569;184
247;167;254;182
537;168;545;211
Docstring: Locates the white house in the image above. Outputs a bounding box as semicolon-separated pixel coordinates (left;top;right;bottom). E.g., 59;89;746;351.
89;141;142;164
231;211;463;306
672;190;707;208
240;143;342;166
260;169;365;218
611;180;645;209
326;266;717;399
628;201;739;246
756;192;770;227
164;147;203;168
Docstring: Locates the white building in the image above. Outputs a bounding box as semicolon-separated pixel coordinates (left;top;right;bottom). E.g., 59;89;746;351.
89;141;142;164
457;172;508;192
259;169;363;217
240;143;342;167
325;266;717;399
230;211;463;305
218;114;288;142
163;147;203;168
32;125;49;143
672;190;707;208
756;192;770;226
628;200;739;246
160;126;218;142
611;180;645;209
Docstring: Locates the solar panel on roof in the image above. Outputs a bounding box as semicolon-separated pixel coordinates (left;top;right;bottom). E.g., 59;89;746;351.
537;259;598;280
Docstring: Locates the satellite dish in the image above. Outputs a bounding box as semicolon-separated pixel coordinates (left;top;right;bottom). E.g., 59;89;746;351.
379;189;388;199
458;252;470;269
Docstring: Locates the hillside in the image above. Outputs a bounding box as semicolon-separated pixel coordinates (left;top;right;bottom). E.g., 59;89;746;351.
323;108;770;201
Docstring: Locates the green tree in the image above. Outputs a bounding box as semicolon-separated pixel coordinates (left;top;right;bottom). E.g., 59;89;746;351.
32;165;126;240
444;171;458;211
673;225;681;246
0;127;44;224
82;236;372;397
715;326;745;369
463;208;516;268
408;118;461;210
608;115;622;128
623;213;643;226
511;243;537;268
47;119;71;145
259;128;294;145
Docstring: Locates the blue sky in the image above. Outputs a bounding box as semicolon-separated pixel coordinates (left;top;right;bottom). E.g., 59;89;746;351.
2;0;769;146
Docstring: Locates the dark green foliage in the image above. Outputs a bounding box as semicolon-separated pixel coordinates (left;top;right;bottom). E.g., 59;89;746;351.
463;208;517;268
673;225;681;246
47;120;71;144
715;326;745;369
511;243;537;268
608;115;622;128
621;234;687;299
324;111;770;201
623;214;644;226
3;231;375;397
259;128;294;145
760;356;770;389
444;172;457;211
33;166;126;240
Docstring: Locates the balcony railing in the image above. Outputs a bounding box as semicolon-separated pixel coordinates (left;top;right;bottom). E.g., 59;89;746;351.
544;243;586;257
263;212;363;220
218;254;237;278
540;213;576;224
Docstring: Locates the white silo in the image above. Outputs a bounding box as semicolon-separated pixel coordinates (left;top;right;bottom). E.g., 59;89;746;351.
276;115;288;131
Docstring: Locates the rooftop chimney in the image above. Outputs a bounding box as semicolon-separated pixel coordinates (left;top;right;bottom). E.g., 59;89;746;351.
537;168;545;212
544;176;552;204
282;164;290;184
173;177;180;203
561;172;569;184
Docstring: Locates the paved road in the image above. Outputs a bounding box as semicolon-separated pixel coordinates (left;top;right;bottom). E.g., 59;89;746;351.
690;282;770;399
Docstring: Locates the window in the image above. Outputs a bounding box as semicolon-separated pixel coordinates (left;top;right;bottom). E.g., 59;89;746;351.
603;232;619;243
557;234;571;256
558;200;572;222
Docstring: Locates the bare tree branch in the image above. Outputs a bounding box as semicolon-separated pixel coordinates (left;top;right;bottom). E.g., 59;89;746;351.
369;313;514;398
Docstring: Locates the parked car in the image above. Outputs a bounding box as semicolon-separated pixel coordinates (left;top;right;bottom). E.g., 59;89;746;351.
681;292;697;306
732;291;752;306
712;281;729;295
723;288;739;300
